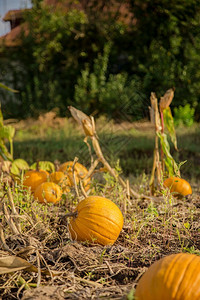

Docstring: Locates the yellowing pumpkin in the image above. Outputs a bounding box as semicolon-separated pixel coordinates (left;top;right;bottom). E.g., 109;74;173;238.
34;182;62;204
50;171;71;192
23;170;49;192
58;161;90;191
49;171;66;184
68;196;123;246
135;253;200;300
163;177;192;196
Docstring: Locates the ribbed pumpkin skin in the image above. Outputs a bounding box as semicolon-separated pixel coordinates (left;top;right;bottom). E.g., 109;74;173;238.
58;161;88;178
164;177;192;196
50;171;71;192
23;170;49;192
68;196;123;246
34;182;62;204
50;171;66;184
135;253;200;300
58;161;90;191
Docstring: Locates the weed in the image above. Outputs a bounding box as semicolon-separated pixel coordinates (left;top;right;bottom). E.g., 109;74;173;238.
174;104;195;127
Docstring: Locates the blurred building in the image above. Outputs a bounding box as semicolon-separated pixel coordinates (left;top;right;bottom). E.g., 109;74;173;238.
0;8;30;47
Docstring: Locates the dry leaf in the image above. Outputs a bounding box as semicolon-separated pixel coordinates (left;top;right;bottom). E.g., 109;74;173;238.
82;119;94;136
68;106;91;126
1;161;12;173
159;88;175;111
15;246;35;259
0;256;37;274
150;92;161;131
0;255;61;276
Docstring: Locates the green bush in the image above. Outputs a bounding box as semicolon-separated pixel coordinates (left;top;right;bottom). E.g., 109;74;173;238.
174;104;195;127
74;43;147;119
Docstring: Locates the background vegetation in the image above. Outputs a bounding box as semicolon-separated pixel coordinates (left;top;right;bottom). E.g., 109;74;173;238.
0;0;200;121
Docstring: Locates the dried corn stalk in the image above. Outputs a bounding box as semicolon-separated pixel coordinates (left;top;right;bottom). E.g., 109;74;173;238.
149;93;162;194
159;88;175;112
68;106;149;199
149;88;180;194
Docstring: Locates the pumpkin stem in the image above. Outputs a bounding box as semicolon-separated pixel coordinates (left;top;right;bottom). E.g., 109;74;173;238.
71;157;80;199
54;160;60;172
65;211;78;218
36;160;40;172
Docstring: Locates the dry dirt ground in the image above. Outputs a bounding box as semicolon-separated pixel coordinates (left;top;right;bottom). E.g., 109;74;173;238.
0;188;199;300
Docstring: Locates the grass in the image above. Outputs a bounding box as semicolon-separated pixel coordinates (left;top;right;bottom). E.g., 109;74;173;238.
11;115;200;180
1;113;199;299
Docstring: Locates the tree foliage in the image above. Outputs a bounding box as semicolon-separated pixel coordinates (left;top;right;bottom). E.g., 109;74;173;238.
0;0;200;120
128;0;200;118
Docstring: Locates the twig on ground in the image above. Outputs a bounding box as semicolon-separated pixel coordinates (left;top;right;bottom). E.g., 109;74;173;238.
0;224;14;254
7;187;21;233
36;249;41;288
79;180;87;198
3;202;20;235
72;157;80;199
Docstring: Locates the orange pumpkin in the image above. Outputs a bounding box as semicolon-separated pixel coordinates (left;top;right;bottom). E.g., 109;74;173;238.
163;177;192;196
50;171;71;192
58;161;90;191
49;171;66;184
135;252;200;300
68;196;123;246
34;182;62;204
23;170;49;192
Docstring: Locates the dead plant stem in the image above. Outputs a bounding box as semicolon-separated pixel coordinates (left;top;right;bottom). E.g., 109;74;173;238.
7;187;21;233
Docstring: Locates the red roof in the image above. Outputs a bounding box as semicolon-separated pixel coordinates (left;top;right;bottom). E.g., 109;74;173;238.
0;23;29;47
3;9;31;22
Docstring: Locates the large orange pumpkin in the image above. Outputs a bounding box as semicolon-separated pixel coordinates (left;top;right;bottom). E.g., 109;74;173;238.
135;253;200;300
58;161;90;191
163;177;192;196
34;182;62;204
68;196;123;246
23;170;49;192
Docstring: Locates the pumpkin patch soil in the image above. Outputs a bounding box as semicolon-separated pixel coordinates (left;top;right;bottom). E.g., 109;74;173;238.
1;190;199;299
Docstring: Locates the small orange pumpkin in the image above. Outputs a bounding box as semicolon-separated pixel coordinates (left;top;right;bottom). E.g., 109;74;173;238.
163;177;192;196
58;161;90;191
68;196;123;246
135;252;200;300
34;182;62;204
50;171;71;192
49;171;66;184
23;170;49;192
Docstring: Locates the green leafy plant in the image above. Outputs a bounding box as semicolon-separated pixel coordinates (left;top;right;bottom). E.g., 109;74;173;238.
74;42;145;118
0;82;18;93
174;104;195;127
0;104;15;160
30;161;55;173
10;158;30;180
0;83;19;160
157;132;179;177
